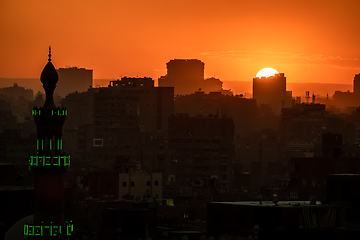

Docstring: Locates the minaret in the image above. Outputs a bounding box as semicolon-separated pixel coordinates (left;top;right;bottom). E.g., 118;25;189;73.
24;47;73;239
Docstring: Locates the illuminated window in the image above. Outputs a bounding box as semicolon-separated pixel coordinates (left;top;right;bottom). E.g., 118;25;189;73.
24;221;73;237
57;139;63;150
29;155;70;169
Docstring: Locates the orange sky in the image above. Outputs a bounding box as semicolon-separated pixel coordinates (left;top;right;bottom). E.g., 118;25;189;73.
1;0;360;86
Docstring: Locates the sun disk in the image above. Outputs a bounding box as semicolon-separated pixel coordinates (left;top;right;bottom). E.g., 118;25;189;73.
256;68;279;78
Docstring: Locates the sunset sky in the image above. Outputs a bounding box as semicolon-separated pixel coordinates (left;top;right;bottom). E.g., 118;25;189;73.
1;0;360;86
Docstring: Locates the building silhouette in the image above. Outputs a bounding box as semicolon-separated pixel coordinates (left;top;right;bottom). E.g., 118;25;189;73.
332;73;360;109
56;67;93;98
158;59;205;95
86;77;173;171
253;73;292;115
24;47;73;239
353;73;360;95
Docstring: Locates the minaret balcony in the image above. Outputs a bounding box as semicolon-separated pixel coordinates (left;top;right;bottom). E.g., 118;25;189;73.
29;155;70;171
32;107;68;116
24;220;74;237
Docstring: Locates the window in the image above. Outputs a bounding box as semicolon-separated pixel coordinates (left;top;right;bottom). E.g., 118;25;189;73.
122;182;127;187
131;181;135;187
154;180;159;186
290;191;299;199
146;181;150;186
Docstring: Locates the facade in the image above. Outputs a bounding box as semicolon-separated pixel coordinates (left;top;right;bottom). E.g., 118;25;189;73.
24;48;73;239
118;169;162;200
94;77;173;138
56;67;93;98
167;114;234;190
89;77;173;169
174;91;258;135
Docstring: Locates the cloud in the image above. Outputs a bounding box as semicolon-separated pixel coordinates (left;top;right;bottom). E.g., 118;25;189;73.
200;50;360;69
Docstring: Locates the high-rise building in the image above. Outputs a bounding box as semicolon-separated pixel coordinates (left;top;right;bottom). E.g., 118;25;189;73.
167;114;234;190
24;47;73;239
56;67;93;98
158;59;204;95
353;73;360;95
253;73;290;114
90;77;173;168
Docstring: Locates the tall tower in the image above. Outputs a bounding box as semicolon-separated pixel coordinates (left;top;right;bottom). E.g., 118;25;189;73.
24;47;73;239
353;73;360;95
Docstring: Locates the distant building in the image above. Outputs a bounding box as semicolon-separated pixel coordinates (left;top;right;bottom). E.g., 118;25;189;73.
89;77;173;169
158;59;233;96
174;91;258;135
332;73;360;109
158;59;204;95
119;169;162;200
253;73;292;114
94;77;173;142
56;67;93;98
202;77;223;93
0;83;33;101
353;73;360;94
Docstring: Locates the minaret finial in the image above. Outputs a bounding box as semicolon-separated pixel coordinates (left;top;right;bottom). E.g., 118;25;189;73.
48;46;52;62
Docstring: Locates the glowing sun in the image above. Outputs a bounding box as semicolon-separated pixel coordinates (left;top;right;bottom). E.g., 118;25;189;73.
256;68;279;78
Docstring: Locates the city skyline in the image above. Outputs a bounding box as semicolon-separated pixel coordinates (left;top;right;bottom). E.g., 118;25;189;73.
1;0;360;85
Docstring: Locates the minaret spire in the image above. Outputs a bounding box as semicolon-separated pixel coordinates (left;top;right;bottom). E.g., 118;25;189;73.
48;46;52;62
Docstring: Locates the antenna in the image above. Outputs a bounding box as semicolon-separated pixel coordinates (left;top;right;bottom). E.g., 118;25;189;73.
305;91;310;104
48;46;52;62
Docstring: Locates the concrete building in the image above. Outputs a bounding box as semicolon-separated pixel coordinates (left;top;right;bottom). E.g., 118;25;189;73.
56;67;93;98
174;91;258;135
167;114;234;190
119;169;162;200
89;77;173;169
94;77;173;137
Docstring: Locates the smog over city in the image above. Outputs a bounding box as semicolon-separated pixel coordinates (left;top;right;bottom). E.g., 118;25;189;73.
1;1;360;240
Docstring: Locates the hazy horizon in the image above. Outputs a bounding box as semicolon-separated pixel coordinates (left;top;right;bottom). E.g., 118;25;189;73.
0;77;352;98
